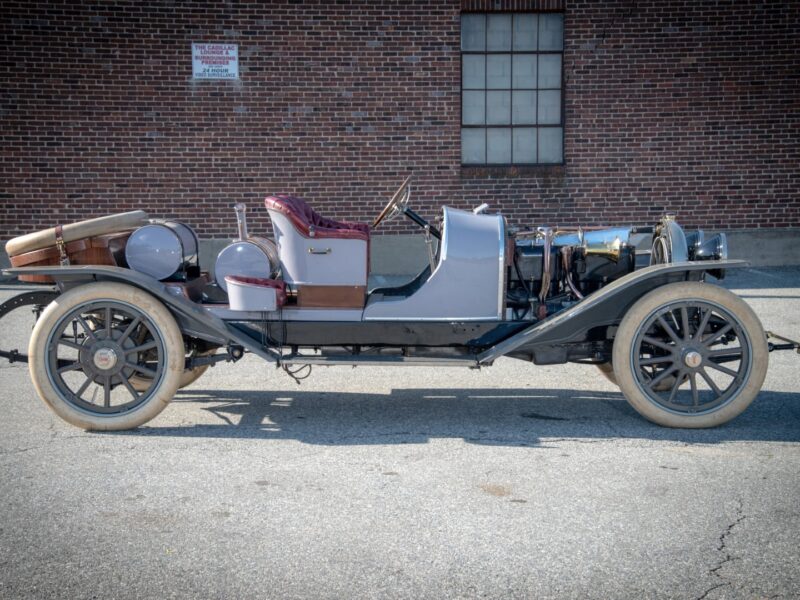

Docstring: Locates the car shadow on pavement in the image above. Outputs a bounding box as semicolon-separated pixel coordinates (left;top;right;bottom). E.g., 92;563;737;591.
110;387;800;446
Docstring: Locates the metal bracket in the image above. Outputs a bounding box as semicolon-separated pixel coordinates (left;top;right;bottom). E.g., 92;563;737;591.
766;331;800;353
423;224;436;272
54;224;70;266
185;345;245;369
0;349;23;364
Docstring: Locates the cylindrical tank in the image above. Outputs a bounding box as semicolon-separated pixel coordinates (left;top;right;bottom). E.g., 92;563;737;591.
214;237;280;292
125;221;198;281
214;203;280;292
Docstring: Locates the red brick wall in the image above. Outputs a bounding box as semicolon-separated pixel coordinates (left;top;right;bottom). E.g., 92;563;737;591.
2;1;798;240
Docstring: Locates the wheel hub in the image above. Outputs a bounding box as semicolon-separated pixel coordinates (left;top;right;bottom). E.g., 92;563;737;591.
92;347;118;370
80;337;128;379
683;350;702;369
46;299;168;417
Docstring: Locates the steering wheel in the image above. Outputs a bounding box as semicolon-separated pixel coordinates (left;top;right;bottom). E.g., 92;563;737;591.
373;173;413;228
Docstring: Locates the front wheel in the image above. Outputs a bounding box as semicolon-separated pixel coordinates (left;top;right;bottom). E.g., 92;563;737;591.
612;282;768;428
28;282;185;430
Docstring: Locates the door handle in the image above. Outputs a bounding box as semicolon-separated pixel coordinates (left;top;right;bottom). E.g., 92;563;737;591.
308;247;332;255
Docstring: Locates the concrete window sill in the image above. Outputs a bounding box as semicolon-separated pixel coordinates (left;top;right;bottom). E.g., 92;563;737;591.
460;165;566;179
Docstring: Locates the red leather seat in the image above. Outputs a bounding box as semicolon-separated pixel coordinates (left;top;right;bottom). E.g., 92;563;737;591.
265;195;369;242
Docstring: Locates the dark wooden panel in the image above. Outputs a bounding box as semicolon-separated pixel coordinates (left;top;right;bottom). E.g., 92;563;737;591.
296;285;366;309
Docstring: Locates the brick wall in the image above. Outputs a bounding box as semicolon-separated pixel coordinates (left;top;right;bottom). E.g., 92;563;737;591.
1;1;798;241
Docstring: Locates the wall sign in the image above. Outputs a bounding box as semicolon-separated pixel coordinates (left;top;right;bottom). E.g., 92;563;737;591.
192;43;239;80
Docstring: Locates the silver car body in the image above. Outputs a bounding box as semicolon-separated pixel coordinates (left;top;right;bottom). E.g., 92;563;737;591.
364;207;505;321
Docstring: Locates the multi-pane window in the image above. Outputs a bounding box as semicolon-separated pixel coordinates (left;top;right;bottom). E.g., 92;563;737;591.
461;13;564;166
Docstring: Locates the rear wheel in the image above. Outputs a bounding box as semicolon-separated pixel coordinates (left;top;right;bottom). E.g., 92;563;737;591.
129;349;214;392
612;282;768;428
28;282;185;430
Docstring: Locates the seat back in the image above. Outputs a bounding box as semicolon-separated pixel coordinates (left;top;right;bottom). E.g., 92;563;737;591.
265;195;369;292
265;195;369;242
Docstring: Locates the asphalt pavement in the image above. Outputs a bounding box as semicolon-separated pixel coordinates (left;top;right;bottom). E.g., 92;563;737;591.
0;267;798;599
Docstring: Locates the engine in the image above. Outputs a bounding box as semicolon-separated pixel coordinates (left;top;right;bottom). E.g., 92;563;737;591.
506;226;637;318
506;216;729;319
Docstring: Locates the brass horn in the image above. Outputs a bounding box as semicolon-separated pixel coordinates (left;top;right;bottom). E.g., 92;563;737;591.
581;227;631;262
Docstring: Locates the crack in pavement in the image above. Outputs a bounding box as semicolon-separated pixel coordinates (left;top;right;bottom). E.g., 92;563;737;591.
696;498;747;600
696;582;728;600
0;446;44;456
0;433;97;456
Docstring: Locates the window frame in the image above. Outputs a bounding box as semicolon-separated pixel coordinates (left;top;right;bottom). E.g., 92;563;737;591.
460;11;566;168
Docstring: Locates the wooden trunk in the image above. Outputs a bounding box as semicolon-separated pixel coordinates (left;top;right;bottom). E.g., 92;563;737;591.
9;232;132;283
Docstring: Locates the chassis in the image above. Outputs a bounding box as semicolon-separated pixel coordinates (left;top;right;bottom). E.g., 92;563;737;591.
3;176;797;430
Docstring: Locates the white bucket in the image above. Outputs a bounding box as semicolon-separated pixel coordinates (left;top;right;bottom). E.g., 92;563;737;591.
225;276;286;311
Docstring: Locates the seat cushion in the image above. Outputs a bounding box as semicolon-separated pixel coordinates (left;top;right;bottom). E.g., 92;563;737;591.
265;195;369;242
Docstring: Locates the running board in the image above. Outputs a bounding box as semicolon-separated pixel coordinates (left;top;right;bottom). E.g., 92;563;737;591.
280;354;479;367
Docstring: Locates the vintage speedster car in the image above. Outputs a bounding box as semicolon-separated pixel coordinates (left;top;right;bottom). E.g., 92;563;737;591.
2;175;794;430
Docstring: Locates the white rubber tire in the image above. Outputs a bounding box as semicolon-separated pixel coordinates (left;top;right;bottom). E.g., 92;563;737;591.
28;282;185;431
596;361;618;386
597;360;675;391
612;282;768;428
180;362;210;388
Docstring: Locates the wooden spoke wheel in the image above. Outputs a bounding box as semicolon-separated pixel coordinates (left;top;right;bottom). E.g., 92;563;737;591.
28;282;184;430
613;282;768;428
